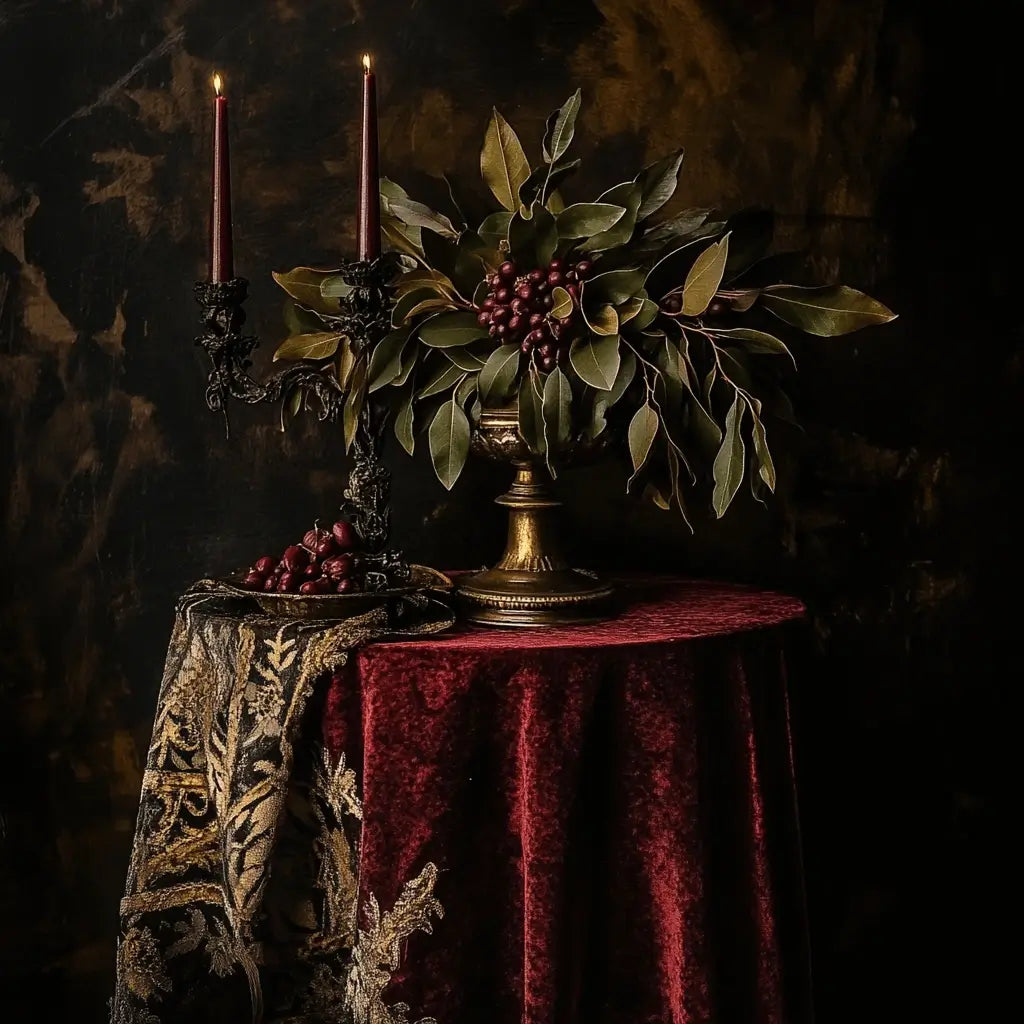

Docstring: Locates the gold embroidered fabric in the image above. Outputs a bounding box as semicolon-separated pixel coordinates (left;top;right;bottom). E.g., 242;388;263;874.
112;581;454;1024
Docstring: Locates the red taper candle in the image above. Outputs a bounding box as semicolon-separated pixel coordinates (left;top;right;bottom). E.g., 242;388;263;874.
209;73;234;282
357;54;381;262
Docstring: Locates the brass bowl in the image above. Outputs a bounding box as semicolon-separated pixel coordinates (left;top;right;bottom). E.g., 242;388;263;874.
470;405;614;464
219;564;452;620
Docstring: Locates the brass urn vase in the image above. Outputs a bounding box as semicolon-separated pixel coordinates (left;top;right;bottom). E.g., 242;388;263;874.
455;406;614;627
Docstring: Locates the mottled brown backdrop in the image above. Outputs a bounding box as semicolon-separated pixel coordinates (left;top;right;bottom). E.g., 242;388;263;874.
0;0;1015;1020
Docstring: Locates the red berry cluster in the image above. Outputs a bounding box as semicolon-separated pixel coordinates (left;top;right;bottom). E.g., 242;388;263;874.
241;520;361;595
476;258;593;372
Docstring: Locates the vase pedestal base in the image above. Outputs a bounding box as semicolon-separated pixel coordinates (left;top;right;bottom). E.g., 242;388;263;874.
456;566;614;628
454;428;615;627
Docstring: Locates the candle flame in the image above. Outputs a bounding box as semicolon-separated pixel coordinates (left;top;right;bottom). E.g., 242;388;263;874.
212;73;223;96
362;53;372;72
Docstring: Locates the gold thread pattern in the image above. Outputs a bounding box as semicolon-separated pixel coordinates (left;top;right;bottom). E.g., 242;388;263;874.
112;581;453;1024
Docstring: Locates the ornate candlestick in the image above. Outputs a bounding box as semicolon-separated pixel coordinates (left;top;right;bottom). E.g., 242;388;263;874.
194;254;409;589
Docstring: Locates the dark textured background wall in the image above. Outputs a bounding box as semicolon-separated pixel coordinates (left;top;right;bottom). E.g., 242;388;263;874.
0;0;1015;1019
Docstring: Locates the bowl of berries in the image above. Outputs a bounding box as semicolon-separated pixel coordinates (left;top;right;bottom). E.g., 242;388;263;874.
226;517;450;619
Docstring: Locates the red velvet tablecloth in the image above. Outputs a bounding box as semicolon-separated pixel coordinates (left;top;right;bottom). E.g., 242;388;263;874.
323;577;811;1024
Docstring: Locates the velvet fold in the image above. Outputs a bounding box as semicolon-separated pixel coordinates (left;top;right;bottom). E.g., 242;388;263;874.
323;579;811;1024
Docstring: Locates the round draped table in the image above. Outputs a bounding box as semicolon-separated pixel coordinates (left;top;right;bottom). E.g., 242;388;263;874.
324;577;811;1024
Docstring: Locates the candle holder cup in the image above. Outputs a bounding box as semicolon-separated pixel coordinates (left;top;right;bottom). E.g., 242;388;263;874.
194;255;410;589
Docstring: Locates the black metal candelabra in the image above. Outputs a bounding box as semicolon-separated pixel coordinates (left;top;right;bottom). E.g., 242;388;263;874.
193;255;409;590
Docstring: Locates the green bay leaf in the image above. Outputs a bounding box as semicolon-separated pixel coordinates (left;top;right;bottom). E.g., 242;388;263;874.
627;403;659;488
682;234;730;316
478;210;513;247
544;89;581;165
419;310;488;348
417;359;465;399
634;149;684;221
584;303;619;336
584;267;645;305
541;366;572;473
550;285;573;319
711;392;746;518
760;284;897;336
393;382;416;455
517;371;546;455
272;267;347;317
480;108;531;212
708;327;796;368
579;182;642;253
367;327;412;392
428;398;471;490
555;202;626;239
748;401;776;492
478;343;522;407
569;333;621;390
272;331;344;363
343;357;366;454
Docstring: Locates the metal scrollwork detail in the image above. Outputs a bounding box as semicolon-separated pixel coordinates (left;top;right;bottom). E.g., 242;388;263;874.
193;256;407;580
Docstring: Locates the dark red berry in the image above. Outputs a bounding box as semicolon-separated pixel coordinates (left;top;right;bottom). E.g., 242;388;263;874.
299;580;318;595
516;284;533;301
336;578;357;594
331;520;356;551
541;355;556;371
529;313;544;327
526;328;545;344
538;342;553;358
264;574;280;592
314;539;334;560
664;295;682;313
500;260;517;279
495;287;512;304
481;296;496;311
547;271;564;287
528;268;545;284
509;315;525;332
283;544;309;571
242;570;264;590
304;562;320;578
489;324;499;337
575;260;593;278
521;340;533;353
324;553;354;579
707;297;731;316
548;258;564;272
280;570;301;591
302;527;328;551
567;284;579;301
491;306;509;323
511;297;527;314
477;311;491;327
254;555;276;575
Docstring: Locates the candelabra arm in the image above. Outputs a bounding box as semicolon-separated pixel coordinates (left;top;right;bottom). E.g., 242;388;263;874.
193;256;408;582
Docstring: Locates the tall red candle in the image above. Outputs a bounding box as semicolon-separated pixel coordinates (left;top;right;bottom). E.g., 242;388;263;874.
209;73;234;283
357;54;381;262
